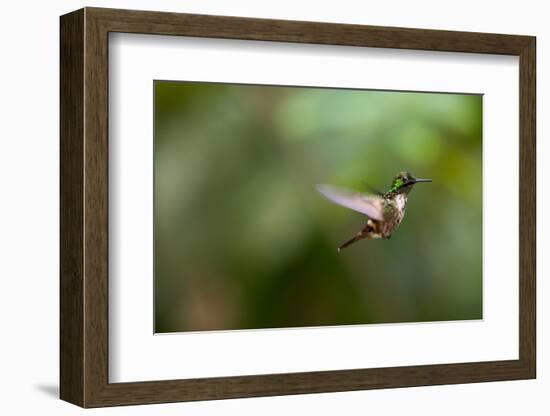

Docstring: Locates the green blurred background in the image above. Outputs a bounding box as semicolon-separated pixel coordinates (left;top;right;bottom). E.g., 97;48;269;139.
154;81;482;333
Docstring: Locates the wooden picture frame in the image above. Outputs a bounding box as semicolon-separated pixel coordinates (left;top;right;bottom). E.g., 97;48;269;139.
60;7;536;408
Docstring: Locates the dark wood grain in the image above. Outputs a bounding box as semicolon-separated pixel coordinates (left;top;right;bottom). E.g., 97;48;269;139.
89;7;532;54
60;7;536;408
59;8;84;407
83;10;110;406
518;38;536;375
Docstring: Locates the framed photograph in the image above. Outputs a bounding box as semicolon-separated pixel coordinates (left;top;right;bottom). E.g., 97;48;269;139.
60;7;536;408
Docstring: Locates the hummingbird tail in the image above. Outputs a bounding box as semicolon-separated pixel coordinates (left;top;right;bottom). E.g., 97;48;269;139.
338;223;376;251
338;233;366;251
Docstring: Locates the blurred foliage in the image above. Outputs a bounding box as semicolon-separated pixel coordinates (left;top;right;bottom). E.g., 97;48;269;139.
154;81;482;333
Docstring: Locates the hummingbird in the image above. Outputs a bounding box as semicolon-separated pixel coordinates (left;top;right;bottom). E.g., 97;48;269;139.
316;172;432;251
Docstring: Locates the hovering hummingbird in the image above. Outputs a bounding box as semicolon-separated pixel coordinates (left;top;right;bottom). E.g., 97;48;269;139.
316;172;432;251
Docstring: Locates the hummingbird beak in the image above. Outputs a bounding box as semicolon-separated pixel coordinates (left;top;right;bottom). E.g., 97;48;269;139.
413;178;432;183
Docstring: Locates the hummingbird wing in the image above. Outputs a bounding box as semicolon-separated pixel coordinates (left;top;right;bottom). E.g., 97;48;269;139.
316;184;384;221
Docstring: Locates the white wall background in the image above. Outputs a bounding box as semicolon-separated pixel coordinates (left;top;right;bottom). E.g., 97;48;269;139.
0;0;545;414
